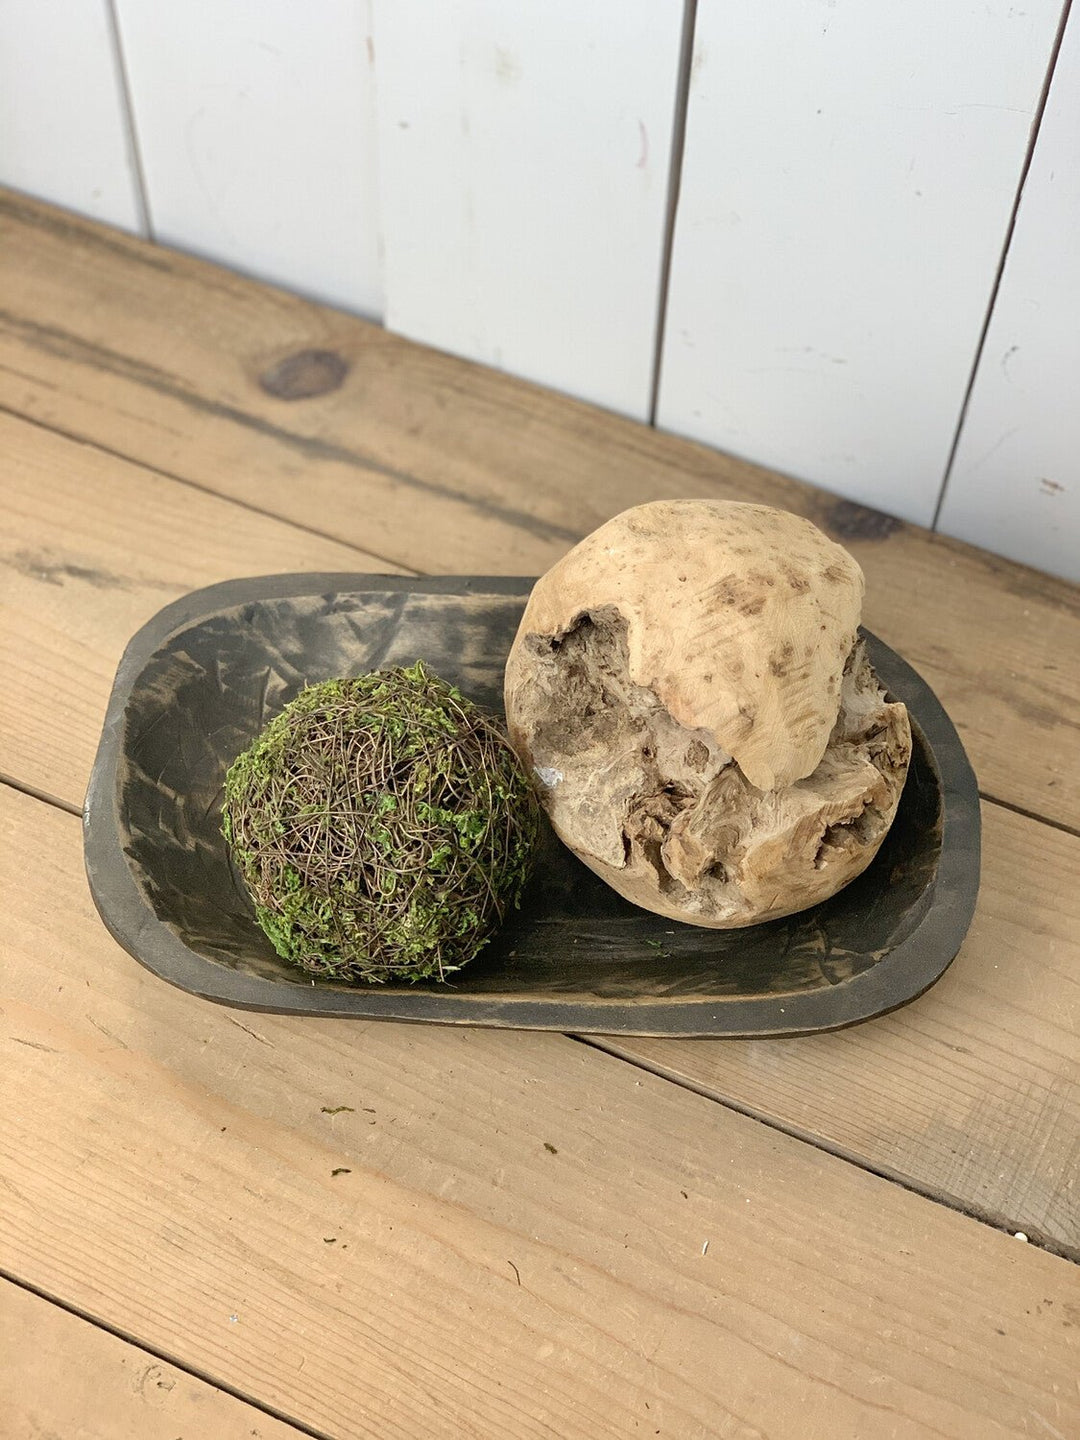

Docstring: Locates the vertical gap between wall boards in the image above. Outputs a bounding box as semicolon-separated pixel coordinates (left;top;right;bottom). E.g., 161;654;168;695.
647;0;700;427
104;0;153;241
931;0;1074;531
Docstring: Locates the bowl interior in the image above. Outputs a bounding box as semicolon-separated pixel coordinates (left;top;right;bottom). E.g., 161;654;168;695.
117;587;943;1004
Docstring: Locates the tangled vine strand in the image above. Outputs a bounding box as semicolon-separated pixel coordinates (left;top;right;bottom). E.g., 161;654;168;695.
222;662;540;984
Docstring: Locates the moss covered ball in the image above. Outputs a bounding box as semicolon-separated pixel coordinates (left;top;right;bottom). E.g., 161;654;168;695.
222;662;541;984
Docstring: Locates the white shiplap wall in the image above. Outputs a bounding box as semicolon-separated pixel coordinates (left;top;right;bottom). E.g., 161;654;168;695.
656;0;1066;528
0;0;1076;576
937;5;1080;582
0;0;144;233
113;0;382;316
373;0;686;420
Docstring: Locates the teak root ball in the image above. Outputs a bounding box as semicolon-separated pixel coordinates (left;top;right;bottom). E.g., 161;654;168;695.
223;662;540;983
504;500;912;928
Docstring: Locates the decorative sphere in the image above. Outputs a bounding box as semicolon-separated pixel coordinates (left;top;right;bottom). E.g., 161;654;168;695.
222;662;540;983
504;500;911;928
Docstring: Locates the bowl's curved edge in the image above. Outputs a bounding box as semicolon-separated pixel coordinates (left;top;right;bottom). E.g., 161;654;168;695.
84;574;981;1037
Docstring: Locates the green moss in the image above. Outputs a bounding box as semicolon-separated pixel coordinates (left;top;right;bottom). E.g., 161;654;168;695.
222;661;540;985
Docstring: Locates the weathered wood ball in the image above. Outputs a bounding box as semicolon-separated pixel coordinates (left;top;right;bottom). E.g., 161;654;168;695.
504;500;912;929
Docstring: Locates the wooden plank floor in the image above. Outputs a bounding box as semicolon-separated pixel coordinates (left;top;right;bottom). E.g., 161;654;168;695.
2;191;1078;1439
4;787;1079;1440
598;802;1080;1254
0;191;1077;829
0;1279;311;1440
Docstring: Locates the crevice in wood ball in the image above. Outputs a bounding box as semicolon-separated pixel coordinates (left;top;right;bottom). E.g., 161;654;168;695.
514;609;911;928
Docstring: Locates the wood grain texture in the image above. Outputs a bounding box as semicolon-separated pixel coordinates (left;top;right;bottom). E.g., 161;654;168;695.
114;0;382;316
939;4;1080;582
0;192;1076;829
597;800;1080;1254
16;489;1069;1243
0;411;404;806
0;1278;307;1440
373;0;683;419
0;0;143;234
2;783;1078;1440
3;416;1065;1238
656;0;1064;525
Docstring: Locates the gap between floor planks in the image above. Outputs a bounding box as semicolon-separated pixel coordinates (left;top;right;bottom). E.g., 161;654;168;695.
975;790;1080;843
0;401;414;577
0;1268;326;1440
3;772;1072;1267
0;769;81;818
573;1035;1080;1265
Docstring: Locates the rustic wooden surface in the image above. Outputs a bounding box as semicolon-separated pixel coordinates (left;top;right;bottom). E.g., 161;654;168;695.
0;1278;309;1440
4;787;1079;1440
0;409;395;805
2;190;1078;1439
2;411;1072;1241
0;191;1077;827
596;802;1080;1254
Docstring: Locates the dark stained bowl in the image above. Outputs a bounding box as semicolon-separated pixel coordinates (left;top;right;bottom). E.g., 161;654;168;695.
84;575;980;1037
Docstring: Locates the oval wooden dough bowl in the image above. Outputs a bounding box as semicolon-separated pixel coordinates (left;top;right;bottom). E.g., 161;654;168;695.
84;574;981;1037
